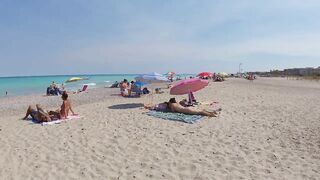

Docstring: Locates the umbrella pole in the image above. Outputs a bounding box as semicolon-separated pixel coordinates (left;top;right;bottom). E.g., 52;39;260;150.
188;92;192;105
147;88;154;105
151;88;154;104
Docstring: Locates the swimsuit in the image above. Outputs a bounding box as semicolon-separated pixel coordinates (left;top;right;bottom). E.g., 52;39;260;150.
154;103;168;111
30;110;40;123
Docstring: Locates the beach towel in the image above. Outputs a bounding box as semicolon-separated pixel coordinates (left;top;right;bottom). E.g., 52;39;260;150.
145;111;203;124
29;115;82;126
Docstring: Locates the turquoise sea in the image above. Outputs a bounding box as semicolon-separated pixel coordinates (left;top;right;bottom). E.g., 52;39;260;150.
0;74;192;97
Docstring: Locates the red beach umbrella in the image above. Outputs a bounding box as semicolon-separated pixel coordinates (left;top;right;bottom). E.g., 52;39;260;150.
170;78;209;95
197;72;213;78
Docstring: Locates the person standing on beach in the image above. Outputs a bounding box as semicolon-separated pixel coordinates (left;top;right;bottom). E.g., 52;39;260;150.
5;91;7;96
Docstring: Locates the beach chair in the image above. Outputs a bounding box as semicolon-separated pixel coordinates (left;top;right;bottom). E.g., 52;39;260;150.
130;85;142;97
78;85;88;93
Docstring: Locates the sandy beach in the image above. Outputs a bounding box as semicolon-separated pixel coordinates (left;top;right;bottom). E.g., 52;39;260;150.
0;77;319;180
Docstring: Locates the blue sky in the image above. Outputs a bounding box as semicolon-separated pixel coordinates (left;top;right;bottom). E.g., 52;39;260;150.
1;0;320;76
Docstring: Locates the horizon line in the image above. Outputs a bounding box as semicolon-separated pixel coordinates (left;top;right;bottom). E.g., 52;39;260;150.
0;73;197;78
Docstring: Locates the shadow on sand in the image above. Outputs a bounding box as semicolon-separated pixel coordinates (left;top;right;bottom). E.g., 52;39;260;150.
110;94;121;96
108;103;144;110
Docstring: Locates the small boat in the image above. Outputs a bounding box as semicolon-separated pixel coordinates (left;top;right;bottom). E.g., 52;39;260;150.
66;77;83;83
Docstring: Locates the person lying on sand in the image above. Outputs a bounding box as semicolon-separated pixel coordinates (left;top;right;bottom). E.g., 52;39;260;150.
145;98;220;117
168;98;219;117
22;104;53;122
23;92;76;122
43;92;77;119
155;88;164;94
144;102;170;111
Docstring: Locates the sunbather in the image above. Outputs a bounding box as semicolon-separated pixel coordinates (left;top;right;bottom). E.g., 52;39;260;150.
155;88;164;94
145;98;219;117
144;102;170;111
23;92;76;122
58;92;76;119
22;104;52;122
168;98;218;117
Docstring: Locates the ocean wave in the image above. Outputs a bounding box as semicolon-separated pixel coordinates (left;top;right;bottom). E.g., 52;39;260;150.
83;83;96;86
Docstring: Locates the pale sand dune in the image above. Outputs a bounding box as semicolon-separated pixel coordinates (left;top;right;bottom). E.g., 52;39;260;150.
0;78;319;180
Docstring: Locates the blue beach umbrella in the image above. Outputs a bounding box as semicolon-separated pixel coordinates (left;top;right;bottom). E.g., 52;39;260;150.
134;81;147;87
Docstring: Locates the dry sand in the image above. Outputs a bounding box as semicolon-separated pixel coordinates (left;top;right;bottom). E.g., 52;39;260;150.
0;78;319;180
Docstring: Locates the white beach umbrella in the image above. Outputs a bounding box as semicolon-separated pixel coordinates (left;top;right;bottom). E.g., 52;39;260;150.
135;72;169;103
218;72;228;77
135;72;168;84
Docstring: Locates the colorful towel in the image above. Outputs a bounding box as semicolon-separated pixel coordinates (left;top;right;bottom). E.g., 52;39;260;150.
145;111;203;124
29;115;82;126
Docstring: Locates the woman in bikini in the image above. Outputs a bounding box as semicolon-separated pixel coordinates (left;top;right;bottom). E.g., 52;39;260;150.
23;92;76;122
59;92;76;118
145;98;219;117
167;98;218;117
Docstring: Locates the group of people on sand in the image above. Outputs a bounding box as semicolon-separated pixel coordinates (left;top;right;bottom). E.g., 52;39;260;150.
46;81;65;96
144;97;220;117
23;77;218;124
119;79;150;97
22;92;217;124
23;92;76;123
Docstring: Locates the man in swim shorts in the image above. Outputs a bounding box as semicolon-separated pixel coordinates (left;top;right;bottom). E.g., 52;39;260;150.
22;104;52;123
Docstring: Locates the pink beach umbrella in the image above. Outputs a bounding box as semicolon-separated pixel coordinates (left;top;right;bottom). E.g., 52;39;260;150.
170;78;209;103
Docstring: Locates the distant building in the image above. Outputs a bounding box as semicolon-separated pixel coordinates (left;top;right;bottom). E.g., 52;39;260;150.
312;67;320;75
284;67;317;76
249;66;320;77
